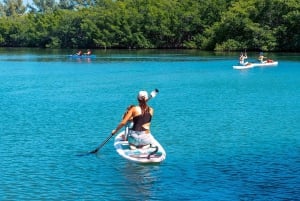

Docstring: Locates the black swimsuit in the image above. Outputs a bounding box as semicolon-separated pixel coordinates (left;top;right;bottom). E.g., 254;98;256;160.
132;108;152;131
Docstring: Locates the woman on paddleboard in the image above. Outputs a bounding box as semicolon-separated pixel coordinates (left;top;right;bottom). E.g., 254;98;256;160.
111;91;154;149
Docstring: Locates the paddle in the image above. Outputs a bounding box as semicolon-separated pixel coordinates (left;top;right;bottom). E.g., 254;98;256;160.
77;89;159;156
148;88;159;101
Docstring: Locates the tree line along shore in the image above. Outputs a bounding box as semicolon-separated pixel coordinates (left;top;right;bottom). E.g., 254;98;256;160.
0;0;299;51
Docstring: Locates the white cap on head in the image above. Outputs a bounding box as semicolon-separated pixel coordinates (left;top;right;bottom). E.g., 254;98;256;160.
138;90;148;101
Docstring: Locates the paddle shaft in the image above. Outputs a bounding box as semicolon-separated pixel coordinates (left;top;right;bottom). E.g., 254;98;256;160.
89;134;114;154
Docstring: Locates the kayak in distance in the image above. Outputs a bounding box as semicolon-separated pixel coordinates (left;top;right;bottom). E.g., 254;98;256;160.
114;129;166;164
68;54;96;59
233;61;278;70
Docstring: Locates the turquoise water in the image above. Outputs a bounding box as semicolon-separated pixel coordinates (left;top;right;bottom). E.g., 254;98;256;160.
0;49;299;200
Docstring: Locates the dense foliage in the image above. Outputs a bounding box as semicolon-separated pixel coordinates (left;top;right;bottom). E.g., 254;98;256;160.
0;0;299;51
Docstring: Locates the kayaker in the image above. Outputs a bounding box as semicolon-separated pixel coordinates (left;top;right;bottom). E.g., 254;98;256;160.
111;91;154;149
84;49;92;55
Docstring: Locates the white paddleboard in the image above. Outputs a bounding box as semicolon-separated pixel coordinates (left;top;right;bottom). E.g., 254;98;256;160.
114;131;166;164
251;61;278;67
233;64;254;69
233;61;278;69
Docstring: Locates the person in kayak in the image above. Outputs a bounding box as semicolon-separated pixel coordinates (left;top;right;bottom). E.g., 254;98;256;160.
111;91;154;149
84;49;92;55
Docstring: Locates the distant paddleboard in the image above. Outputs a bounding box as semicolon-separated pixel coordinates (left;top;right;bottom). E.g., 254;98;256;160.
233;61;278;70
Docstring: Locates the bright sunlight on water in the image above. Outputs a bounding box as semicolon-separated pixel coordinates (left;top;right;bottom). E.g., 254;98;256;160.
0;49;299;200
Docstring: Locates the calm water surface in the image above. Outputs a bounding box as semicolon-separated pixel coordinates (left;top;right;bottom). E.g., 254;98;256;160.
0;49;299;200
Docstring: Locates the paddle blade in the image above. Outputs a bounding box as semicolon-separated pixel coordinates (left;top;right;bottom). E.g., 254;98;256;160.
76;149;98;156
150;89;159;99
77;134;113;157
76;151;93;157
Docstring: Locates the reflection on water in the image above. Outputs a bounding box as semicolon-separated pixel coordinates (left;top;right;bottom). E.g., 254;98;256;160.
68;57;93;63
118;163;161;200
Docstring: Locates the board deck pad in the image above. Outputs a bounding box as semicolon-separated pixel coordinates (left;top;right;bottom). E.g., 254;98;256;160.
114;131;166;163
